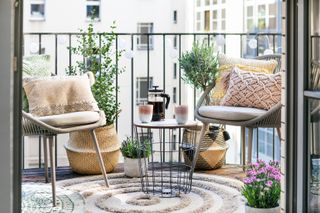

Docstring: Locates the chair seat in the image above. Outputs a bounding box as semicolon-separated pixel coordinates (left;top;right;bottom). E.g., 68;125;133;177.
38;111;100;127
198;106;267;121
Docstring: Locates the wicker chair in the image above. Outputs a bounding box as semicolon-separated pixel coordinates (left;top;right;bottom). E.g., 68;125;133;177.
194;54;282;167
22;74;109;206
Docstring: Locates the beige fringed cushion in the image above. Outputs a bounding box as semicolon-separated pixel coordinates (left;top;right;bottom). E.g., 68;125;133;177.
211;54;278;105
220;67;281;110
23;75;99;116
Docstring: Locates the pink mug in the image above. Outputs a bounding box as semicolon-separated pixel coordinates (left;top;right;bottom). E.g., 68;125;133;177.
138;104;153;123
174;105;188;124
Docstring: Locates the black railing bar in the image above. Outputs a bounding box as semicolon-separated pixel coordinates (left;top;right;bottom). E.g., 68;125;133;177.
82;35;85;72
22;136;24;169
193;34;196;120
55;136;57;167
240;34;243;57
256;35;259;56
99;34;102;74
115;35;119;131
38;34;41;55
272;35;276;53
256;128;259;160
54;35;58;75
163;35;166;92
178;34;182;105
68;34;72;74
131;34;134;137
38;136;41;168
147;34;150;91
207;34;210;46
272;128;275;160
24;32;283;36
223;34;226;54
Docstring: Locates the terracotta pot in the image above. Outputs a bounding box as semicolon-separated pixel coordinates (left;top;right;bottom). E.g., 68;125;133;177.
245;205;280;213
65;125;120;174
124;157;147;177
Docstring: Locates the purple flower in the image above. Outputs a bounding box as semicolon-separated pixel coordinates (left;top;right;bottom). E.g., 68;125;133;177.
243;176;257;184
247;170;257;176
266;180;273;187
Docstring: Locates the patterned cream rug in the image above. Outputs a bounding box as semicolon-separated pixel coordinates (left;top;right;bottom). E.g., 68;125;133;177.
22;172;245;213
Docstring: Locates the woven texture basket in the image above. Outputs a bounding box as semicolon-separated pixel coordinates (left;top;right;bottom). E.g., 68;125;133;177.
183;125;229;170
65;125;120;174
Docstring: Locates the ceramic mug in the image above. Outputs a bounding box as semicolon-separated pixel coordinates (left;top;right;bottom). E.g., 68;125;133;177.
174;105;188;124
138;104;153;123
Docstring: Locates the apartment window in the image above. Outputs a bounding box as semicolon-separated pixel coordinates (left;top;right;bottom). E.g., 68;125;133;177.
196;0;201;7
213;0;218;4
173;10;177;24
30;0;45;21
136;77;153;104
244;0;279;32
210;1;227;32
173;87;177;103
204;10;210;31
137;23;154;50
205;0;210;6
86;0;100;20
196;12;201;31
173;63;177;79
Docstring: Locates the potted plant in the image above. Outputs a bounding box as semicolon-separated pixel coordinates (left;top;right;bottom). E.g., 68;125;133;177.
64;21;124;174
179;42;229;170
242;160;281;213
120;137;151;177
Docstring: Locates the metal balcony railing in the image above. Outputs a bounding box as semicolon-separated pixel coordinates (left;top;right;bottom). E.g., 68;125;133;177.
22;32;282;169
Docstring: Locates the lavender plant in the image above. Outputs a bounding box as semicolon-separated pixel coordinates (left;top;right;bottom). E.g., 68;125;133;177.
241;160;281;208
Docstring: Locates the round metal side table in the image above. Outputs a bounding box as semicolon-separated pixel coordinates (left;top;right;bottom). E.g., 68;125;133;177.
134;119;199;197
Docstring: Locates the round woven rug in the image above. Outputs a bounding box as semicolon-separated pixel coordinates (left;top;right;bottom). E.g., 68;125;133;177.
22;173;245;213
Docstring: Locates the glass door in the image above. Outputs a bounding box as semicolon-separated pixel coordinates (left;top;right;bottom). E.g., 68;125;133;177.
307;0;320;212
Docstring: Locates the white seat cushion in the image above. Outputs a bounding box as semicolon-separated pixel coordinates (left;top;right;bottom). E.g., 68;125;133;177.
38;111;100;127
198;106;267;121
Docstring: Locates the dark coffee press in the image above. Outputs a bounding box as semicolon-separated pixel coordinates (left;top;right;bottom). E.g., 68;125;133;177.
148;86;170;121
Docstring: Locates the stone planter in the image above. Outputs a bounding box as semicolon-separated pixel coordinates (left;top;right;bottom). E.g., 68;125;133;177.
65;125;120;174
124;157;147;177
245;205;280;213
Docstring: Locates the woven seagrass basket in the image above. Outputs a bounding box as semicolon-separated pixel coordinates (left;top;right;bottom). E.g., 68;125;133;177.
65;124;120;174
183;125;229;170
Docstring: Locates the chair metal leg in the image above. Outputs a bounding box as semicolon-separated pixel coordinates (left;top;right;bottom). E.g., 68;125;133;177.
43;136;49;183
191;123;209;174
247;128;253;163
90;130;110;187
276;127;281;141
241;126;246;169
48;136;56;206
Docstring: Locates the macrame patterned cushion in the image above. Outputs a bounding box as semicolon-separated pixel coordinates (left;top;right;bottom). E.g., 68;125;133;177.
211;54;278;105
23;75;99;116
220;67;281;110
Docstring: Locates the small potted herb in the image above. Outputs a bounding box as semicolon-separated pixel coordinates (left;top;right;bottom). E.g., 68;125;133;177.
120;137;151;177
242;160;281;213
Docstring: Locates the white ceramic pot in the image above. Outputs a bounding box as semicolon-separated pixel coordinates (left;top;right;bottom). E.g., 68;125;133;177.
124;157;147;177
245;205;280;213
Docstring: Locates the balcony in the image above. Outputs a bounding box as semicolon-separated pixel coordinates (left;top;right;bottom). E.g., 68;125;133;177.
21;31;282;212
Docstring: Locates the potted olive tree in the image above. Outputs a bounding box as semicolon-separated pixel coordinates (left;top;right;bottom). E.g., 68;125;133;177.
179;42;230;170
120;137;151;177
64;22;124;174
242;160;281;213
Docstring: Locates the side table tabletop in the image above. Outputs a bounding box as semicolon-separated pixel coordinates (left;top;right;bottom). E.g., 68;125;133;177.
133;119;199;197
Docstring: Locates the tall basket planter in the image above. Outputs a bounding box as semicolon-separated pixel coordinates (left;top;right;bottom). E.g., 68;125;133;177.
65;124;120;174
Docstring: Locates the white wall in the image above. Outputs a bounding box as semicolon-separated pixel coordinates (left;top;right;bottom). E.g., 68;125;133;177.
0;0;14;211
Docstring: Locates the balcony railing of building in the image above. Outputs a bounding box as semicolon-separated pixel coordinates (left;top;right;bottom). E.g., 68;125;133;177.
22;32;282;170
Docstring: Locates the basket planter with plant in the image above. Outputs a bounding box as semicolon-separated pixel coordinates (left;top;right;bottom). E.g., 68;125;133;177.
242;160;281;213
64;21;124;174
179;42;229;170
120;137;151;177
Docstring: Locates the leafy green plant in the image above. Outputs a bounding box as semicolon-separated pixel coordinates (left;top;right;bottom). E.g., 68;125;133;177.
68;21;124;125
120;137;151;159
241;160;281;208
179;42;219;92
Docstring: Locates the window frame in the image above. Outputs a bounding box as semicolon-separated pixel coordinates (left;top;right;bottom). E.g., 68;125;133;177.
137;23;154;50
29;0;45;21
86;0;101;21
136;77;153;105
